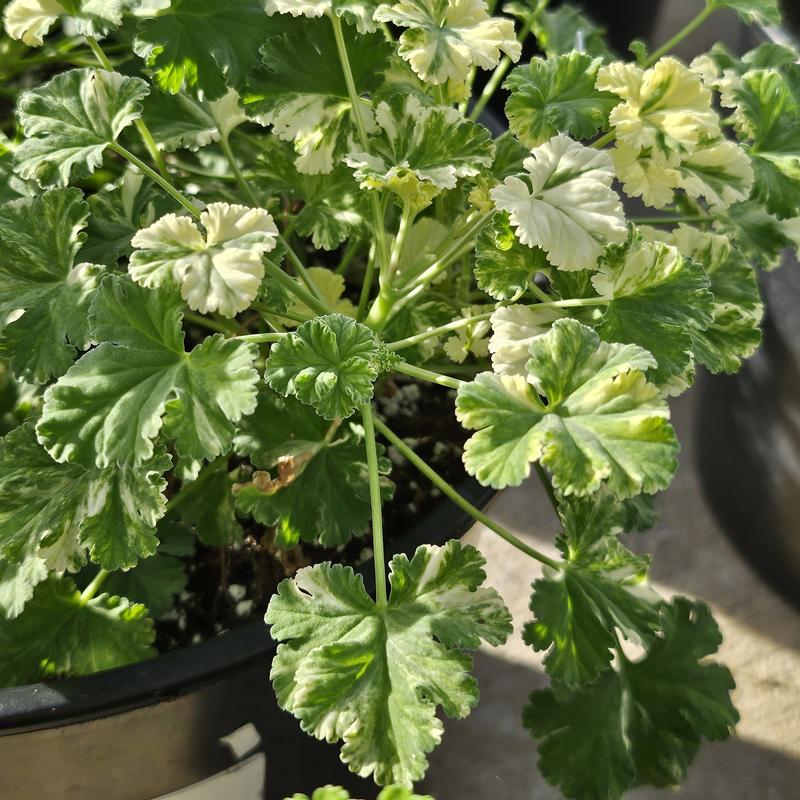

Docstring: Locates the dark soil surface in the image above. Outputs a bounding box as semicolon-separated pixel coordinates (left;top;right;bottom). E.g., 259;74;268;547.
154;377;468;653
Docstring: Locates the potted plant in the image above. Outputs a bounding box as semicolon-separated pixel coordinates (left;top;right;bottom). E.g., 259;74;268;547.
0;0;793;798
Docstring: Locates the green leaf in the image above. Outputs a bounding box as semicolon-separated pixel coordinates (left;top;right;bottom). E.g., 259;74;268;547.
647;224;763;374
257;139;369;250
233;391;393;547
81;168;172;267
129;202;278;318
490;134;626;271
525;597;739;799
171;463;243;547
37;276;260;468
474;212;549;301
456;318;678;495
3;0;123;47
15;68;149;186
143;88;247;152
591;230;714;383
0;576;155;687
265;314;382;420
133;0;275;98
245;20;392;174
712;198;794;268
0;422;169;572
505;53;617;148
531;4;612;60
733;67;800;219
0;553;47;620
707;0;781;25
103;552;188;618
267;540;512;785
0;187;105;383
525;491;660;686
346;93;494;211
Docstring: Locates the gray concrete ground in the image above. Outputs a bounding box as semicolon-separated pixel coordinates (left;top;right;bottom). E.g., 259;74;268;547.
421;394;800;798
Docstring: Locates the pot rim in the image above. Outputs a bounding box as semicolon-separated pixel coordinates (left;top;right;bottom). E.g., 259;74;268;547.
0;478;495;734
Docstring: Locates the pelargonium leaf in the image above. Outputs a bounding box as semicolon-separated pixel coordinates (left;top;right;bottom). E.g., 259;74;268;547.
103;551;189;619
143;88;247;152
505;53;618;148
346;93;494;211
0;576;155;687
644;224;763;374
474;212;550;301
267;540;512;786
0;553;47;621
488;304;565;376
374;0;520;84
289;787;434;800
490;134;627;271
265;314;382;420
233;391;393;548
530;4;612;60
525;491;661;686
596;57;720;157
732;67;800;219
36;276;260;468
15;68;149;186
706;0;781;25
133;0;275;98
591;230;714;383
456;318;678;495
0;422;170;573
3;0;123;47
525;598;738;799
0;187;106;383
245;19;392;174
129;203;278;318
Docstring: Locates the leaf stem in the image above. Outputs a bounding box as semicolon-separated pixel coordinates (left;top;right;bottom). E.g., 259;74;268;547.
330;13;390;295
183;310;235;335
386;203;415;284
374;418;561;569
642;4;715;67
262;258;331;317
592;130;615;149
219;134;260;206
387;309;496;351
80;569;110;604
360;403;389;607
393;362;464;390
235;332;285;344
528;280;552;304
86;36;170;180
110;142;201;219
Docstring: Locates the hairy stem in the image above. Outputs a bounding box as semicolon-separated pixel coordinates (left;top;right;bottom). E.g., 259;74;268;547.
236;332;285;344
262;258;332;316
219;134;260;206
374;418;561;569
643;4;715;67
80;569;110;604
387;309;496;351
394;362;464;390
330;13;390;294
110;142;201;219
629;214;712;225
360;403;389;607
86;36;170;179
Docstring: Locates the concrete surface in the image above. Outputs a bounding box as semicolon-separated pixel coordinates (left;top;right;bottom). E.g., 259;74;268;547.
421;394;800;799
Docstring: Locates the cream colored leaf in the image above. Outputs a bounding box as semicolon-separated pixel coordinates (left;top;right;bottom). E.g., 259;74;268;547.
490;134;627;271
489;304;565;376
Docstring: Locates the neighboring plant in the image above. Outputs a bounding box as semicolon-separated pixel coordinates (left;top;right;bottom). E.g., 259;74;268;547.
288;787;432;800
0;0;794;797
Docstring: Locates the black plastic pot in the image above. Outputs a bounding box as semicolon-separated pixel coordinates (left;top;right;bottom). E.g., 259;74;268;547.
696;256;800;612
0;480;494;800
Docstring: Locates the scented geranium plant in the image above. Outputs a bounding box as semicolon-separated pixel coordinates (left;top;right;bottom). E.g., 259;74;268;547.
0;0;796;796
